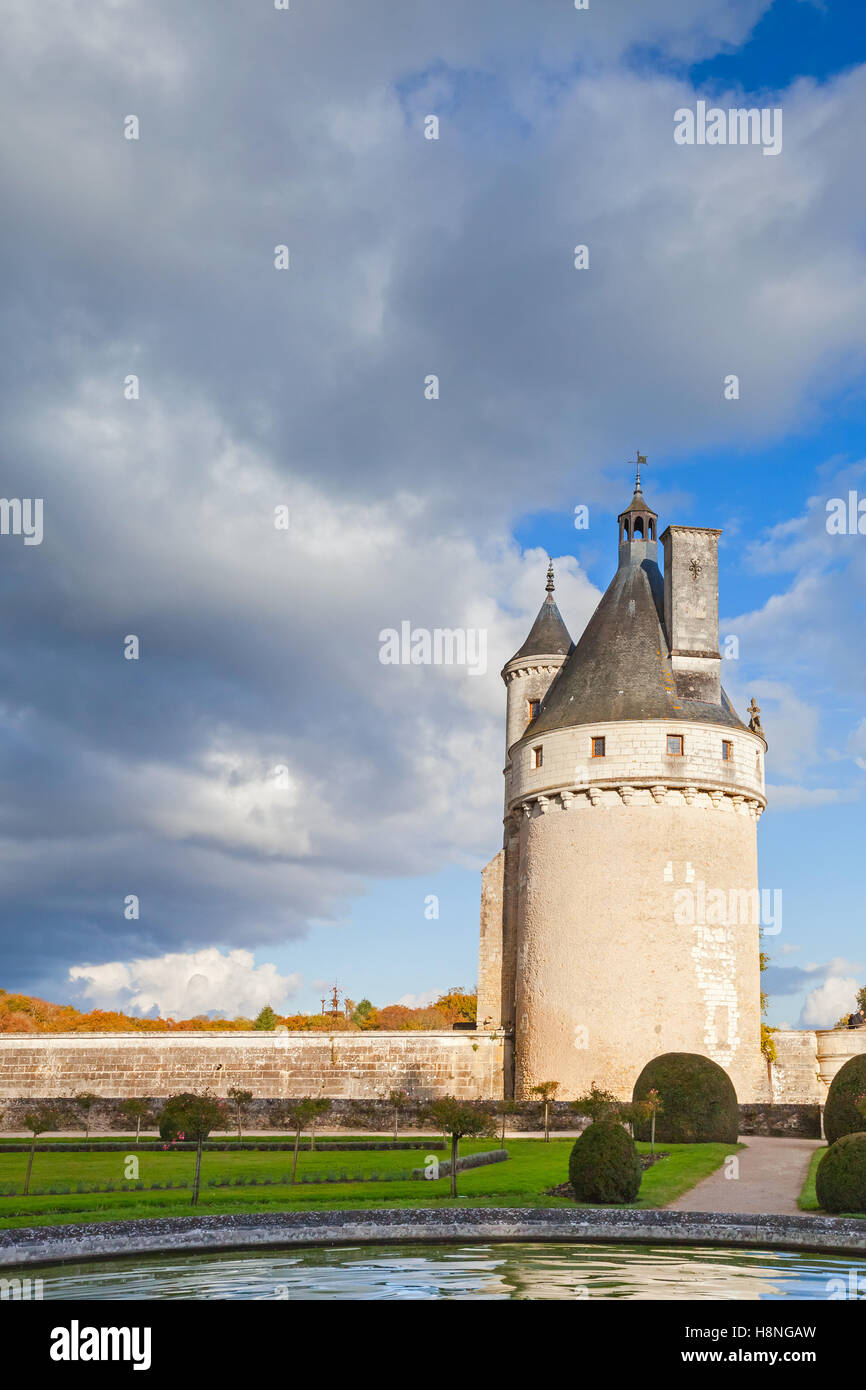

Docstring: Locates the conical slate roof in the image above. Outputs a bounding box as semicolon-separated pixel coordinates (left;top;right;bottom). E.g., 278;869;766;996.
508;562;573;664
510;594;573;662
527;556;747;737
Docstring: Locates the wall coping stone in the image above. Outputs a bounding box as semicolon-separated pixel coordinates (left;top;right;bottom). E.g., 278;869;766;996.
1;1207;865;1269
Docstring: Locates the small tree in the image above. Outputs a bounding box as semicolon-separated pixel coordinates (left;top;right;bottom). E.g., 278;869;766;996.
530;1081;559;1142
161;1091;225;1205
307;1096;331;1151
632;1088;664;1155
425;1098;496;1198
227;1087;254;1140
388;1089;410;1141
254;1005;277;1031
274;1098;325;1182
570;1084;621;1127
494;1098;521;1146
74;1091;100;1140
119;1099;155;1144
22;1106;64;1196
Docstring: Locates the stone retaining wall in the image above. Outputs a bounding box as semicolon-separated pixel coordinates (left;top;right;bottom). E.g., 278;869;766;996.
0;1031;508;1107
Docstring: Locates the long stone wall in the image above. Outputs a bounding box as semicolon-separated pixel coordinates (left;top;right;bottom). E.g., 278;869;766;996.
0;1031;508;1106
1;1027;862;1117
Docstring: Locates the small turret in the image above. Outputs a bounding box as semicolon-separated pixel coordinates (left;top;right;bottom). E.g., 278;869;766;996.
617;454;658;566
501;560;572;760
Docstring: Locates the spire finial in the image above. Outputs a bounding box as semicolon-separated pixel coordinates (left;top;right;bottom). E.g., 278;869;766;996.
635;451;646;493
545;557;555;594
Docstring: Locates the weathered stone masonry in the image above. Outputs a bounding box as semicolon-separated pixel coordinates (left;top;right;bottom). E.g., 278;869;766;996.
0;1030;508;1108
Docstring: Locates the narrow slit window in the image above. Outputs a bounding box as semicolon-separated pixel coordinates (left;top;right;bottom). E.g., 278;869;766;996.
532;746;543;769
722;740;733;761
528;699;539;723
667;734;684;756
591;736;606;758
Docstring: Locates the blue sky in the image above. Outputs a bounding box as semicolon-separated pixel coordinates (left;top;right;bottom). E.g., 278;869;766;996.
1;0;865;1033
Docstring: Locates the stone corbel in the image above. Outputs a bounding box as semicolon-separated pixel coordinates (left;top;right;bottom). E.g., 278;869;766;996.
731;794;745;812
682;785;698;805
536;795;552;814
709;790;723;810
520;800;534;819
618;784;636;805
650;785;667;805
587;786;603;806
560;790;575;810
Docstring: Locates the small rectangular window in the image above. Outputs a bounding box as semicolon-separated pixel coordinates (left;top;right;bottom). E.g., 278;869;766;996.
528;699;539;722
667;734;684;756
722;740;733;761
532;746;543;769
591;736;606;758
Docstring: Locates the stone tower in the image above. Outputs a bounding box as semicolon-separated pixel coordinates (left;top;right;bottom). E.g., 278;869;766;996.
478;471;768;1102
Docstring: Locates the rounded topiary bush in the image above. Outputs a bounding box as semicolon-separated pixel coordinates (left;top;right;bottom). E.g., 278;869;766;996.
815;1133;866;1213
568;1120;642;1204
823;1054;866;1145
632;1052;738;1144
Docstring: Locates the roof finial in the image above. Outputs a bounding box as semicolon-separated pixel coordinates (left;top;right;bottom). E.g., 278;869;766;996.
545;557;555;594
635;451;646;493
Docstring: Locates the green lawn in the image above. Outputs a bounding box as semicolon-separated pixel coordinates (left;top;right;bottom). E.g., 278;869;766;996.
797;1145;866;1219
798;1146;825;1212
0;1137;735;1230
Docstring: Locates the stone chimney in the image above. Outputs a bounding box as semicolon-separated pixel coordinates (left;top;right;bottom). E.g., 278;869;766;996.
660;525;722;704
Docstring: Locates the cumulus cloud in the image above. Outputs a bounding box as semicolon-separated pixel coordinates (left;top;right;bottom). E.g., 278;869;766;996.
0;0;864;994
394;989;443;1009
69;948;300;1019
800;972;861;1029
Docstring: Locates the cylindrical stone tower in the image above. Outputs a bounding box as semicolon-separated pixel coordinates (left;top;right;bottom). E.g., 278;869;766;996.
491;471;768;1102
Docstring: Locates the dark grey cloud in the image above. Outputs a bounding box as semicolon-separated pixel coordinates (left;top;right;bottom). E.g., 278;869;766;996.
1;0;864;1000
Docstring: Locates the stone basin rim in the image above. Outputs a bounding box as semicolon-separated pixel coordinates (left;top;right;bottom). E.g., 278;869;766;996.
1;1208;865;1270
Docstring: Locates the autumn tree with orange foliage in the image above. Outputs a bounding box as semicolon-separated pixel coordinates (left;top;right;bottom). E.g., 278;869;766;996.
0;986;477;1035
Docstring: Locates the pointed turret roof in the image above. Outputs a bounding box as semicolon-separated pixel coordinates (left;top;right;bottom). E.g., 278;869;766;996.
525;486;747;737
508;560;573;664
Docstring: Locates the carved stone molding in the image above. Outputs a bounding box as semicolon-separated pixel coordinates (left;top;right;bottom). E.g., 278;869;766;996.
510;782;766;820
503;663;561;684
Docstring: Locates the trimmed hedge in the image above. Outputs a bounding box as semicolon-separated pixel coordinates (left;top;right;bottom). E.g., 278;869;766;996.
824;1054;866;1145
0;1139;447;1155
411;1148;508;1179
568;1121;641;1204
632;1052;738;1144
815;1133;866;1213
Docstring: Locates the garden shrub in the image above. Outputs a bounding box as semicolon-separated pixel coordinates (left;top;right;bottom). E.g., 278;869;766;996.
824;1055;866;1145
632;1052;738;1143
815;1133;866;1213
568;1120;642;1204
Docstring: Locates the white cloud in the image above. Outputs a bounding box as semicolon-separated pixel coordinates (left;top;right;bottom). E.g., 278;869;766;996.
69;948;300;1019
800;973;861;1029
395;988;443;1009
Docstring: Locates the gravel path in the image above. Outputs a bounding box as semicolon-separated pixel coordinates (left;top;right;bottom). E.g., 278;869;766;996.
667;1135;824;1216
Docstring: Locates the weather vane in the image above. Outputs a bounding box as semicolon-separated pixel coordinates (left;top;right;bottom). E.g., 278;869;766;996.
633;450;647;491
